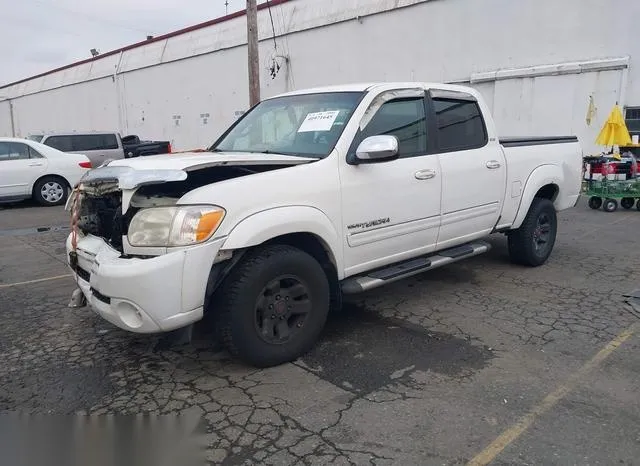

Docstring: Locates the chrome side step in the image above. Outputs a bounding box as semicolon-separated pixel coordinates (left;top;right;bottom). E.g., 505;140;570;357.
341;241;491;294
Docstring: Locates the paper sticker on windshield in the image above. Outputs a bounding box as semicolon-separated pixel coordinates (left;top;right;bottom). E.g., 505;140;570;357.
297;110;340;132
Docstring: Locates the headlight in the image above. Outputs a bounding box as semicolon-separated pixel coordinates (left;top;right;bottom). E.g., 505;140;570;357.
128;205;225;247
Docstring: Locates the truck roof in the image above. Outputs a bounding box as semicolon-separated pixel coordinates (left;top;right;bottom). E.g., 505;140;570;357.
272;82;480;99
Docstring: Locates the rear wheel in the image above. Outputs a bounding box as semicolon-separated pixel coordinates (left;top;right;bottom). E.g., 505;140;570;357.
215;245;330;367
621;198;635;210
508;198;557;267
603;199;618;212
33;176;68;206
636;200;640;211
588;196;602;210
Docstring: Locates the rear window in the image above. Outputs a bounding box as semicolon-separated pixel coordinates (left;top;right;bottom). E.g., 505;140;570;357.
27;135;43;143
44;134;118;152
433;98;487;152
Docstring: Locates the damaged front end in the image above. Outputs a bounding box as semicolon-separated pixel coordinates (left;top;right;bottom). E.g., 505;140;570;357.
67;160;303;254
67;166;188;252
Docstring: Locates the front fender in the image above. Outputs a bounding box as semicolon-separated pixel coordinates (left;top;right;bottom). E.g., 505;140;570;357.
221;206;343;277
511;164;563;229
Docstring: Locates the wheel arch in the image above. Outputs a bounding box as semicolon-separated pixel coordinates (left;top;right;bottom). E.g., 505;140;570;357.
221;206;343;278
511;165;563;229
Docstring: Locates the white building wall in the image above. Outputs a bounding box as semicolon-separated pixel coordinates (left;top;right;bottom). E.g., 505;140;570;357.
1;0;638;155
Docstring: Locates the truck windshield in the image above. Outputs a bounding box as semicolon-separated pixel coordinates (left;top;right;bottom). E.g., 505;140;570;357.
212;92;363;158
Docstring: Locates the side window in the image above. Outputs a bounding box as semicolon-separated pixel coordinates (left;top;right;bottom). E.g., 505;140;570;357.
70;135;100;151
353;97;427;157
0;142;30;160
44;135;73;152
101;134;119;150
432;97;487;152
28;146;44;158
0;142;12;161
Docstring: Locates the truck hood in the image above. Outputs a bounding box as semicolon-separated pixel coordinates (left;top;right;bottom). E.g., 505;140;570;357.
69;150;316;213
108;151;316;172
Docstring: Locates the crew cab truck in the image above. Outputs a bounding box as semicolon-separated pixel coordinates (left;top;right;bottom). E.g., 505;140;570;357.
65;82;582;367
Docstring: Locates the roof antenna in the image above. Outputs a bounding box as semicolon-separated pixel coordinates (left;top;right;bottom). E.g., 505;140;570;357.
225;0;229;14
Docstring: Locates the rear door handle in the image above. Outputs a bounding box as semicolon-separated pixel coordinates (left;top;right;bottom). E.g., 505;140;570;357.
486;160;501;169
415;169;437;180
29;162;44;167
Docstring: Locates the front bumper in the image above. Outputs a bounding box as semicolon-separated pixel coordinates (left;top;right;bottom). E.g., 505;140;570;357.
66;233;226;333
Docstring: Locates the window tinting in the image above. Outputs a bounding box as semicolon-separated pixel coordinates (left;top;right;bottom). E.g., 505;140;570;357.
0;142;30;161
102;134;118;149
433;98;487;151
71;134;119;151
44;135;73;152
355;98;427;157
44;134;119;152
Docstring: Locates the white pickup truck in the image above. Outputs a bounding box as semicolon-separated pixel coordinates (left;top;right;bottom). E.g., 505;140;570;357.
66;82;582;367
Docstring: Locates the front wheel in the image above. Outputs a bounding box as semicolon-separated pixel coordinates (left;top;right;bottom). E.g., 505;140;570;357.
508;198;557;267
215;245;330;367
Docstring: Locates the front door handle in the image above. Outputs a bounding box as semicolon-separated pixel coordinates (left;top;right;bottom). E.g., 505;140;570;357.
486;160;501;169
415;169;437;180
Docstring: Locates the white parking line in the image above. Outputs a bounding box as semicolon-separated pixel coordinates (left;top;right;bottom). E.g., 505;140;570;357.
0;274;72;289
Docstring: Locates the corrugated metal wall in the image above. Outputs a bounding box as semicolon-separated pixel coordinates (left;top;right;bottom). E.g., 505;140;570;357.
1;0;638;154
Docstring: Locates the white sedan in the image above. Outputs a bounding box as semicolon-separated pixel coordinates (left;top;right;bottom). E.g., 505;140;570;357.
0;137;92;206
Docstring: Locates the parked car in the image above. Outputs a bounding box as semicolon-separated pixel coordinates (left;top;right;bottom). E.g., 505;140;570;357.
65;82;582;367
121;135;171;158
0;137;91;206
28;132;125;167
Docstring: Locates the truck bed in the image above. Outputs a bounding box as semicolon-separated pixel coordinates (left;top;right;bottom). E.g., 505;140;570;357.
497;135;582;229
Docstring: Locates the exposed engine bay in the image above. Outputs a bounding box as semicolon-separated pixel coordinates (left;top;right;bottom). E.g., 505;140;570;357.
73;164;296;252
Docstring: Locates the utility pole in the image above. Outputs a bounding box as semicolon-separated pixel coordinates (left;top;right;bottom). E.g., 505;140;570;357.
246;0;260;106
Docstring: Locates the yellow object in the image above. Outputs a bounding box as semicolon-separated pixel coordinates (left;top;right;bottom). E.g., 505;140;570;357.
595;105;632;147
585;95;596;126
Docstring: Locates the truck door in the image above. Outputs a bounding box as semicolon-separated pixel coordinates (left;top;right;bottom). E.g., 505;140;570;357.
339;89;442;277
429;89;506;249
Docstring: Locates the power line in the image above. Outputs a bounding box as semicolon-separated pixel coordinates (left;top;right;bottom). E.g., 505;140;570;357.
265;0;278;50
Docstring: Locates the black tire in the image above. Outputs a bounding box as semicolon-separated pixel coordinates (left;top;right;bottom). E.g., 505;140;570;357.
621;198;635;210
508;198;557;267
215;245;330;367
33;176;68;206
603;199;618;212
636;200;640;211
588;196;602;210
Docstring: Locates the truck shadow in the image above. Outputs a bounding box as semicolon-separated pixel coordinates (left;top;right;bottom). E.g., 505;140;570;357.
299;303;494;395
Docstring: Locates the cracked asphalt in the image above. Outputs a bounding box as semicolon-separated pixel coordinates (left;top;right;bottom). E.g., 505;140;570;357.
1;199;639;465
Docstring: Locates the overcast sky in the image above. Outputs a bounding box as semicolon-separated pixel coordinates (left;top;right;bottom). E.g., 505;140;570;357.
0;0;263;85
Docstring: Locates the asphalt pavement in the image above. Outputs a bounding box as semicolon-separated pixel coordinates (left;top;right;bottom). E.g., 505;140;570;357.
0;199;639;465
